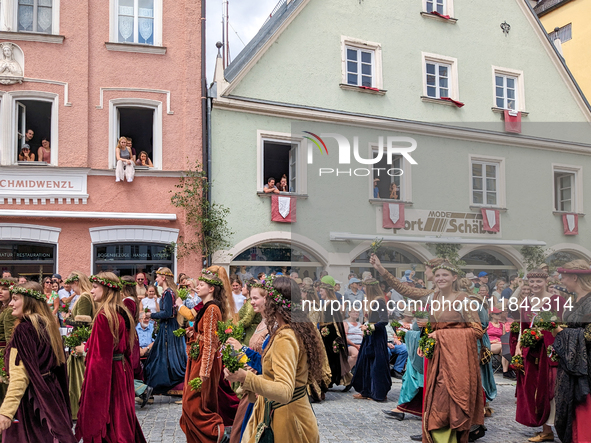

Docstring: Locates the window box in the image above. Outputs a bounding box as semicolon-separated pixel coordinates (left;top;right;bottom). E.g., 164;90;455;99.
341;36;383;90
339;83;387;95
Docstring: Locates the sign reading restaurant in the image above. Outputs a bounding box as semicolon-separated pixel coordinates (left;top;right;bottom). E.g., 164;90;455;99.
378;208;501;237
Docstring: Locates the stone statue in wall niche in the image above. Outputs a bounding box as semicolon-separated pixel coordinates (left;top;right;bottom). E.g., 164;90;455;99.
0;42;23;85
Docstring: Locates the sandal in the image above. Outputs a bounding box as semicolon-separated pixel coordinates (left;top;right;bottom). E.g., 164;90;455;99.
352;393;370;400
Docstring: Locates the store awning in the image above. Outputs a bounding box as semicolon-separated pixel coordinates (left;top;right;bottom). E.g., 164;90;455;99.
329;232;546;246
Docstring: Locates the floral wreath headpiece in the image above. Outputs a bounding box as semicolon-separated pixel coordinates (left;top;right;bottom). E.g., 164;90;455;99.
120;279;137;287
363;279;380;286
10;285;45;301
0;279;14;288
557;266;591;275
198;270;223;287
89;275;122;290
431;264;460;275
526;271;548;279
155;268;174;278
263;276;300;311
64;275;79;285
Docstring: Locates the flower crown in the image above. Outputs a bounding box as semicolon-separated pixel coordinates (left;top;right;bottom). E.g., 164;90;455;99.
120;279;137;287
363;279;380;286
156;268;174;277
10;285;45;301
64;275;80;285
198;270;223;287
0;279;13;288
526;271;548;279
431;264;460;275
89;275;122;290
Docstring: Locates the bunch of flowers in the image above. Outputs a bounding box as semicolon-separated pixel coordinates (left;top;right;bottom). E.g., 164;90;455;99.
396;330;406;343
419;334;436;359
177;287;190;301
547;345;559;362
520;328;544;348
173;328;186;338
332;340;340;354
216;320;244;344
0;350;7;384
58;301;70;314
369;238;383;255
64;326;91;353
188;377;202;392
189;342;200;360
363;322;374;336
413;311;429;320
534;311;562;331
390;321;402;330
320;326;330;337
510;355;524;373
510;321;520;334
221;344;249;373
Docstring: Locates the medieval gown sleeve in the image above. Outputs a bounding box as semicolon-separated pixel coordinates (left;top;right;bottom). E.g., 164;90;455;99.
150;290;173;320
242;330;298;404
199;305;221;379
3;309;15;343
179;305;197;322
0;349;29;420
380;270;433;301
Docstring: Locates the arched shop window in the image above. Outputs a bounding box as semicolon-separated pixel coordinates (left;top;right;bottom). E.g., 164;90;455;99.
93;243;174;280
0;241;56;281
230;242;323;281
352;246;424;280
460;249;517;280
546;250;588;268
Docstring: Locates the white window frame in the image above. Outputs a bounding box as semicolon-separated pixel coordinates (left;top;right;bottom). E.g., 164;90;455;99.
108;98;162;170
109;0;163;46
256;130;307;195
422;52;459;101
341;36;383;90
368;143;412;202
469;155;506;208
423;0;454;16
5;0;60;34
552;164;583;213
492;66;526;112
0;90;59;166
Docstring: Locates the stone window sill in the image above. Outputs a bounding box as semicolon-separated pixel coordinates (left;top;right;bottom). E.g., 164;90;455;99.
553;211;584;217
369;198;413;205
257;191;308;199
339;83;387;95
491;107;529;116
0;31;64;44
17;161;51;166
421;96;462;107
470;205;508;212
105;42;167;55
420;12;458;24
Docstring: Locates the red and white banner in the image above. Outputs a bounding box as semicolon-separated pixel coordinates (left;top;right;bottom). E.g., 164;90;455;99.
481;208;500;232
383;203;405;229
504;110;521;134
271;195;296;223
562;213;578;235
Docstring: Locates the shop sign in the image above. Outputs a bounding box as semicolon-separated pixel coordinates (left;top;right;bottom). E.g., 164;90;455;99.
390;209;501;238
0;170;88;198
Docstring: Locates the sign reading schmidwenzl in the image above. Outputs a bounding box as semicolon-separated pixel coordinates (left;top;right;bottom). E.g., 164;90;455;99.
0;171;87;198
399;209;500;237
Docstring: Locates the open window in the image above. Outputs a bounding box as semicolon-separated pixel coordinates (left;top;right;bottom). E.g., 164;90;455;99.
369;146;409;201
552;164;582;213
15;99;52;164
117;106;154;167
262;140;297;193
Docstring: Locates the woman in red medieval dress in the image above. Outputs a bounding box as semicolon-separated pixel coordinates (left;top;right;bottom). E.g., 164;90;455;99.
75;272;146;443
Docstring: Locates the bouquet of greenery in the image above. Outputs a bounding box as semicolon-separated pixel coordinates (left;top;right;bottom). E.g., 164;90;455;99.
320;326;330;337
189;342;200;360
396;330;406;343
413;311;429;320
390;321;402;330
510;321;520;334
188;377;202;392
216;320;245;344
0;350;7;384
173;328;186;337
520;328;544;348
534;311;561;331
363;322;374;336
177;287;190;301
419;334;436;359
547;344;559;362
221;344;249;373
64;326;92;351
510;355;524;373
58;302;69;314
369;238;383;255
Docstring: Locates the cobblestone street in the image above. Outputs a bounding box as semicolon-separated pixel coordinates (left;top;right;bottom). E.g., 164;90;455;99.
137;375;539;443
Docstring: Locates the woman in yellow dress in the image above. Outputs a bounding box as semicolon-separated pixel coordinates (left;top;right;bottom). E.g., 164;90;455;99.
225;276;322;443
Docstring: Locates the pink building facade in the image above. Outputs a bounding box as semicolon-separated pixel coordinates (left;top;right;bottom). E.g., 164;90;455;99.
0;0;204;280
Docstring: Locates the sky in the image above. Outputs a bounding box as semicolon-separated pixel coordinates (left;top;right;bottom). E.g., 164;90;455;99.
206;0;279;82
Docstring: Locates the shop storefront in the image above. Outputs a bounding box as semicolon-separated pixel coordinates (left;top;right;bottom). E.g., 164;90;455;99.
0;241;56;281
93;242;175;280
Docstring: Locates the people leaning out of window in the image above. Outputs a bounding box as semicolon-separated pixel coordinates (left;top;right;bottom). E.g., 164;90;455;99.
389;183;399;199
18;144;35;162
276;174;289;192
37;138;51;163
263;176;280;194
135;151;153;167
115;136;135;183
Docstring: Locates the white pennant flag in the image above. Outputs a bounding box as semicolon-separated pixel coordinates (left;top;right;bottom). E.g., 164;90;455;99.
566;214;576;232
389;204;400;224
278;197;291;219
486;210;496;229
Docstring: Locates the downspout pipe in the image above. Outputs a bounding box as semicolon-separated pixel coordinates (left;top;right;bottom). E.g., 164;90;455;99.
201;0;210;267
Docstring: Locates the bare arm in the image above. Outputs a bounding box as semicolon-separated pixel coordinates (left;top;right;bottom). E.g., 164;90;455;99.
116;147;123;162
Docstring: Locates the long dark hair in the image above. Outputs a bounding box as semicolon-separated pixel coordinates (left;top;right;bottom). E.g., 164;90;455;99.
263;276;323;383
